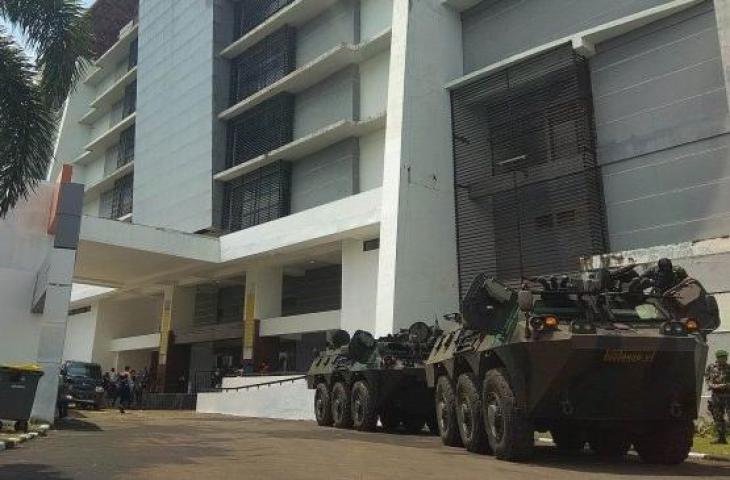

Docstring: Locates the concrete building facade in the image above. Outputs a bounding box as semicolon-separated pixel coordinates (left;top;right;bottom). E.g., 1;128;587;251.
53;0;730;393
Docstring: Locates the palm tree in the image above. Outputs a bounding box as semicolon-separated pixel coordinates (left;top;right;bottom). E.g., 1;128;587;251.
0;0;92;217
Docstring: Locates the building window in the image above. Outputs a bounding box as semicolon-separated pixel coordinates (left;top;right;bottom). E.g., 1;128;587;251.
233;0;294;39
451;45;606;290
226;94;294;168
128;38;138;69
223;161;291;232
112;173;134;218
123;80;136;117
363;238;380;251
193;284;245;326
230;27;296;105
118;126;135;167
69;306;91;316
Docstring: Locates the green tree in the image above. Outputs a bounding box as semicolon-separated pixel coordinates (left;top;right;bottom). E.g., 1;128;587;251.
0;1;91;216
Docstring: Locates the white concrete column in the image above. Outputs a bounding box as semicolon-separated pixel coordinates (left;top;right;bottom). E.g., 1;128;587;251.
375;0;463;337
714;0;730;110
31;248;76;423
243;265;283;360
341;239;379;334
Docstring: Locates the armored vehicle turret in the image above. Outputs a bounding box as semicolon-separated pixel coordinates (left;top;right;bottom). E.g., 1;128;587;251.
426;265;720;464
307;322;441;433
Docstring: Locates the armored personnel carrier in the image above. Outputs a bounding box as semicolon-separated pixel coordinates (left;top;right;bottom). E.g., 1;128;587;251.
307;322;440;433
426;266;720;464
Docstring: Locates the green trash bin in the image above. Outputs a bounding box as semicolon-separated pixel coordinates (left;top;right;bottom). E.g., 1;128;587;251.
0;364;44;432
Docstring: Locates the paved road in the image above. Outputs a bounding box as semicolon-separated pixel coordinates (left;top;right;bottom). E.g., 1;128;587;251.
1;410;729;480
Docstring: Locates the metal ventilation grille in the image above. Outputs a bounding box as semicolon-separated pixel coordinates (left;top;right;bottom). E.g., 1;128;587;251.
118;126;135;167
111;173;133;218
451;45;607;293
193;285;219;326
128;38;138;69
123;80;136;117
222;161;291;232
234;0;294;39
230;27;296;105
226;94;294;168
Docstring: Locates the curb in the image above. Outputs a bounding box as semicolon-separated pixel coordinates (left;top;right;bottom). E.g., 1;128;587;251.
537;437;730;463
0;424;50;453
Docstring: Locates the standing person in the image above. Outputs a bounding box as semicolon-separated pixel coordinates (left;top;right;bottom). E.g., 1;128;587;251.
706;350;730;444
56;374;70;419
116;366;133;414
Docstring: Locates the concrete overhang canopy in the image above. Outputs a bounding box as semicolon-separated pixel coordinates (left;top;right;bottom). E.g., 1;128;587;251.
76;216;220;287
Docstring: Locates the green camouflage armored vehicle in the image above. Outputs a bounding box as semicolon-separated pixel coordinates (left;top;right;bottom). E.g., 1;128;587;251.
306;322;441;433
426;265;720;464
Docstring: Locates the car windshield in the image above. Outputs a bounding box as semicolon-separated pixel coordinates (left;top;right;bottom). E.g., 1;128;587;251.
66;363;101;379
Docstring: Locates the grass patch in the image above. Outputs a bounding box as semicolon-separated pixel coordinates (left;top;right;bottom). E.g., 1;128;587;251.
694;434;730;457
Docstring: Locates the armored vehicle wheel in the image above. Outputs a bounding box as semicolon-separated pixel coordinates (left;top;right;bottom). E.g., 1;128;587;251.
550;427;586;453
314;383;333;426
351;380;378;432
634;421;692;465
435;376;463;447
482;368;533;461
380;406;401;432
588;430;630;458
456;373;490;454
331;382;353;429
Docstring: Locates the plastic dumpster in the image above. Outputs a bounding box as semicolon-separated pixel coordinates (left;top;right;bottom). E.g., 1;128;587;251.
0;364;44;432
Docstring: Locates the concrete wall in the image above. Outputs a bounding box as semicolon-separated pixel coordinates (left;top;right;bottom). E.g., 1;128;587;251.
133;0;218;232
290;139;358;213
197;377;314;420
91;295;162;370
341;239;379;333
53;84;94;177
592;3;730;250
359;129;385;191
294;67;359;139
360;50;390;118
296;0;358;67
376;0;461;336
361;0;393;40
62;308;97;363
461;0;672;73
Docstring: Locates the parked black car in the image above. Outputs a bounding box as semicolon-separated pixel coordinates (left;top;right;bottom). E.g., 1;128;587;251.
60;361;105;410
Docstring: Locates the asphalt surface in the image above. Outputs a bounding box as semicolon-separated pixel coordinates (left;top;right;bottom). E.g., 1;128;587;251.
1;410;729;480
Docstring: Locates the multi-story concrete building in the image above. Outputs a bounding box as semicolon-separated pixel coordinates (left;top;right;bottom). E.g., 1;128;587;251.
55;0;730;393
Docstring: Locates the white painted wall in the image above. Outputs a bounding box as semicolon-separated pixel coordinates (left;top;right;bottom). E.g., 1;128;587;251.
52;84;94;178
375;0;462;336
358;128;385;191
361;0;393;40
341;239;379;333
197;378;314;421
259;310;341;336
62;308;97;363
360;50;391;119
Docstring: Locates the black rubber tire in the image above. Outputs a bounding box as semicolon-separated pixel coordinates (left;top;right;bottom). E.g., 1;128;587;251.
14;420;28;433
482;368;534;461
634;421;693;465
551;427;586;453
380;405;401;432
402;413;425;434
456;373;491;454
331;382;353;429
588;430;631;458
314;383;334;426
351;380;378;432
435;376;463;447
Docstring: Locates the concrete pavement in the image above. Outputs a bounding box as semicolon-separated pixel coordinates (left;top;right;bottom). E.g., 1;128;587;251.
0;410;729;480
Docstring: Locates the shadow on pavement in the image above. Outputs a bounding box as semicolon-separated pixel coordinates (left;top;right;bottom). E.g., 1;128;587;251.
54;417;102;432
0;463;74;480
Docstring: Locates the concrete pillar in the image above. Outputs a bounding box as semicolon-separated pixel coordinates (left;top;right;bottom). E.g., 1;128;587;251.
375;0;462;337
714;0;730;110
243;265;283;362
341;239;379;334
155;285;195;392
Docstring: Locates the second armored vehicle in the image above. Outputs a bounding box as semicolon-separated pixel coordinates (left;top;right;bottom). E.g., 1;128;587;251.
426;266;720;464
306;322;440;433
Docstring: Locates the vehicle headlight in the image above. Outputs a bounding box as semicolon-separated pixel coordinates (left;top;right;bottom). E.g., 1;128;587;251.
95;386;104;393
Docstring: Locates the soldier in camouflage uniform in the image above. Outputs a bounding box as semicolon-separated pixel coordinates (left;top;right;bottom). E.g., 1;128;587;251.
640;258;688;294
705;350;730;444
